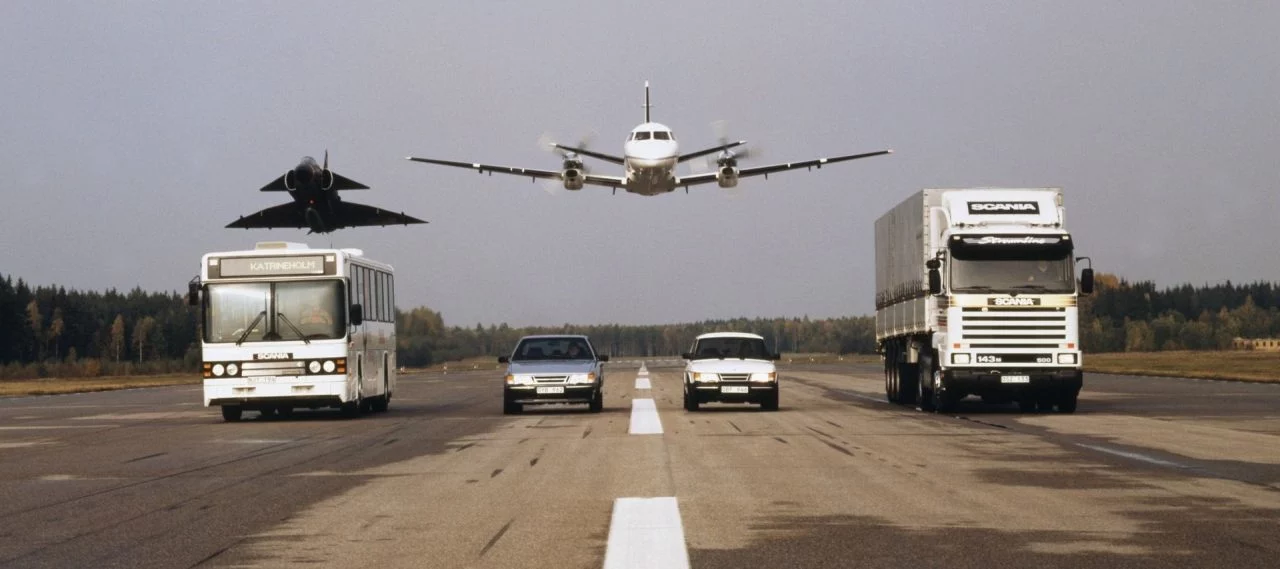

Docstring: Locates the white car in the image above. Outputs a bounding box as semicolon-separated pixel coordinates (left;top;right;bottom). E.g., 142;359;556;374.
682;332;780;411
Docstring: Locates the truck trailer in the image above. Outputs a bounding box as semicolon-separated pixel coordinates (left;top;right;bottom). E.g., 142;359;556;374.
874;188;1093;413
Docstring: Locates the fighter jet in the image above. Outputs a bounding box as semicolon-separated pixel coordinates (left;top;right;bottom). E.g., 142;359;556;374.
228;152;426;234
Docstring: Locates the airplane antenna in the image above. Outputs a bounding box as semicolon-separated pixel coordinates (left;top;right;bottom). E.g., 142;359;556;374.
643;81;652;123
323;149;329;170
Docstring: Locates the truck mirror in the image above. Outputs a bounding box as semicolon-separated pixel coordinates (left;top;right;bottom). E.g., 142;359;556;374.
1080;268;1095;295
928;268;942;295
498;355;510;364
187;282;200;306
350;304;364;326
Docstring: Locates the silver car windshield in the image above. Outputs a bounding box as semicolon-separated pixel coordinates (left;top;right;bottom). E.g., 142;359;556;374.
512;338;594;361
204;280;346;343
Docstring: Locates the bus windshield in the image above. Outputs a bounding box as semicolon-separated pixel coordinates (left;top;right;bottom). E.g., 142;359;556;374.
204;280;346;343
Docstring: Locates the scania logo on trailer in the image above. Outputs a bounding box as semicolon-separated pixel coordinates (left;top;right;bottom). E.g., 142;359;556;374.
989;297;1041;306
968;202;1040;214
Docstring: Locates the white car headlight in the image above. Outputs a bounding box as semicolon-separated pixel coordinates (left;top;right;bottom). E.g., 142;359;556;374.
212;364;225;377
323;360;336;373
750;372;777;383
693;372;718;382
952;353;971;365
225;363;239;376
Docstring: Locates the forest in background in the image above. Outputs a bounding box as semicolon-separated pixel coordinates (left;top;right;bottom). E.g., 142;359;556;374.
3;271;1279;377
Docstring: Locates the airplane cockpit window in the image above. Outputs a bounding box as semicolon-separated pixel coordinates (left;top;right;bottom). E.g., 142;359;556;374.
653;131;670;140
634;132;651;140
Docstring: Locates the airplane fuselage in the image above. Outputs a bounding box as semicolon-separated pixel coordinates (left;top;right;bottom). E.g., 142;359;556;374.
621;122;681;196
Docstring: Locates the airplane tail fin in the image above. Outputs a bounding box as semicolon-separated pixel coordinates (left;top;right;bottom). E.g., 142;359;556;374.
323;149;329;170
643;81;652;123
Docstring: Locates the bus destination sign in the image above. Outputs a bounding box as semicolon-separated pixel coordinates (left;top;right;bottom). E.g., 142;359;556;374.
216;255;330;278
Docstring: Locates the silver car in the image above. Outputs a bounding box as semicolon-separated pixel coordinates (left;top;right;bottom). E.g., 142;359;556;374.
499;335;608;414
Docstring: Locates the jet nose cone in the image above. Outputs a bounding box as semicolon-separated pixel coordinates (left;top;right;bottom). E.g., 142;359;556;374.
295;165;313;185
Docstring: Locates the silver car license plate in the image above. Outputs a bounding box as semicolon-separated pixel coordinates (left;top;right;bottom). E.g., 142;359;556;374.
720;385;749;394
536;386;565;394
1001;375;1031;384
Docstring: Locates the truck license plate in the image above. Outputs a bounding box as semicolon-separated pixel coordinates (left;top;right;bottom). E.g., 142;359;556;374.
536;386;565;394
721;386;750;394
1001;375;1031;384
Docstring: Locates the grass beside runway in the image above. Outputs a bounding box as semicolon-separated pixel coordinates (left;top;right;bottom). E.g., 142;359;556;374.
1086;350;1280;383
0;373;201;397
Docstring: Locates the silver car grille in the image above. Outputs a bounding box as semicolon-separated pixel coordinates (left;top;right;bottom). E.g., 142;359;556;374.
534;375;568;384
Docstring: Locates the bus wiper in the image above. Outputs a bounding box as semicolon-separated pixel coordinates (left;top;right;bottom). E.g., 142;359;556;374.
235;311;267;346
276;312;311;345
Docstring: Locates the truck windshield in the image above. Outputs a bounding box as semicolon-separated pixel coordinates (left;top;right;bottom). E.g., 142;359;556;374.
204;280;346;343
950;255;1075;294
690;337;771;360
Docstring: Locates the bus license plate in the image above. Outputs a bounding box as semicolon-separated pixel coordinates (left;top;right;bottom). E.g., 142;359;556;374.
1001;375;1031;384
536;386;564;394
721;386;750;394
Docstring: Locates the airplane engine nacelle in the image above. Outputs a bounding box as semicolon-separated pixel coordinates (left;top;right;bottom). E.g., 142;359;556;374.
563;169;585;190
283;169;298;191
717;166;739;188
319;169;335;190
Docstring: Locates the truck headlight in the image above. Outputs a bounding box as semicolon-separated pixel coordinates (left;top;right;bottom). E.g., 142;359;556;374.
212;364;225;377
750;372;777;383
693;372;718;383
952;353;971;365
1057;353;1078;365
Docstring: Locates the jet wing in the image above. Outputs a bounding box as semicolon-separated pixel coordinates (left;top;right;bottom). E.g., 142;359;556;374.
677;149;893;189
550;144;626;165
332;201;427;228
227;203;306;229
406;156;626;190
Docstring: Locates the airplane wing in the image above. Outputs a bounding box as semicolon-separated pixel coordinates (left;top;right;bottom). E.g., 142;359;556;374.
550;144;626;165
677;149;893;189
406;156;627;190
332;201;427;228
676;141;747;163
226;203;305;229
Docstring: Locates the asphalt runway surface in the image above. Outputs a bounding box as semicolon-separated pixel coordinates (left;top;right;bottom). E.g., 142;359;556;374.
1;361;1278;568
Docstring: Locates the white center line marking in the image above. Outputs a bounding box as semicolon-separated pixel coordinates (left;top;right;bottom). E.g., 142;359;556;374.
635;377;651;390
603;497;690;569
628;399;663;435
1077;443;1188;469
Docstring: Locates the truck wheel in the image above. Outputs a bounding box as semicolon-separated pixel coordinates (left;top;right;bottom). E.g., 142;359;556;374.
221;406;242;422
917;354;936;412
899;360;918;406
885;345;899;403
1057;391;1079;414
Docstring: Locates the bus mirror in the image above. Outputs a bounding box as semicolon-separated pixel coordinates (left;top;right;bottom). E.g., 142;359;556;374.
187;282;199;306
1080;268;1095;295
350;304;364;326
928;268;942;295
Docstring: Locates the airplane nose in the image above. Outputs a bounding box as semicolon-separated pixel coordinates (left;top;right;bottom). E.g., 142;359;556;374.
295;165;313;185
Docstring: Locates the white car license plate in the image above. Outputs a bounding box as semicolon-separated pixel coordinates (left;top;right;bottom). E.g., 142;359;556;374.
1001;375;1031;384
721;385;750;394
536;386;565;394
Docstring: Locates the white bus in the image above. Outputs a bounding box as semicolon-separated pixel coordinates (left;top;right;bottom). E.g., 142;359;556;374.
190;242;396;421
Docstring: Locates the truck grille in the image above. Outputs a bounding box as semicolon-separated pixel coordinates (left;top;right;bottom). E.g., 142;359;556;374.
960;306;1068;348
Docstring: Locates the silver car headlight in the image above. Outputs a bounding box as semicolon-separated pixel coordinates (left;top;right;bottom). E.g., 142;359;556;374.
749;372;777;383
506;374;534;385
568;373;596;384
693;372;718;383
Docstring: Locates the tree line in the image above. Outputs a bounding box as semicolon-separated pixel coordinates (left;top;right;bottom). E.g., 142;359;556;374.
4;271;1280;378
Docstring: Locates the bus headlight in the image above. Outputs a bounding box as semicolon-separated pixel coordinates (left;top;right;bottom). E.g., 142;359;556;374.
308;361;322;374
323;360;336;373
952;353;971;365
225;363;239;376
1058;353;1078;365
750;372;777;383
212;364;225;377
693;372;718;383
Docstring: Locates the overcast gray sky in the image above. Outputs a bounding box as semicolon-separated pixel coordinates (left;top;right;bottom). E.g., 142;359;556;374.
2;1;1277;327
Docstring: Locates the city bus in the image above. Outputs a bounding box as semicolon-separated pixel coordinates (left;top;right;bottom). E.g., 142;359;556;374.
190;241;396;421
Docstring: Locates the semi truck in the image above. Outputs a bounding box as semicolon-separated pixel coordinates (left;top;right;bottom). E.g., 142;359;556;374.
874;188;1093;413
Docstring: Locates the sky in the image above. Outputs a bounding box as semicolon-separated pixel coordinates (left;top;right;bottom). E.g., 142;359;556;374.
1;1;1277;327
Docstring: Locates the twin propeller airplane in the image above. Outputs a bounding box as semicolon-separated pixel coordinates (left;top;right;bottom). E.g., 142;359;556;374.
228;82;890;233
406;82;891;197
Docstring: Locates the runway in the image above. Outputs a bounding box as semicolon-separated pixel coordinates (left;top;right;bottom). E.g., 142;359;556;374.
1;362;1278;568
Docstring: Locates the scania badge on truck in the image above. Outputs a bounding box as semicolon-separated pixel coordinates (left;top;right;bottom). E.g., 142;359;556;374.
874;188;1094;413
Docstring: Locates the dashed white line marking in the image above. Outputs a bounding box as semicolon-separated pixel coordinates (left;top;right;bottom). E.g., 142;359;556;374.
0;425;114;430
603;497;690;569
635;377;651;390
628;399;663;435
1077;443;1188;469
